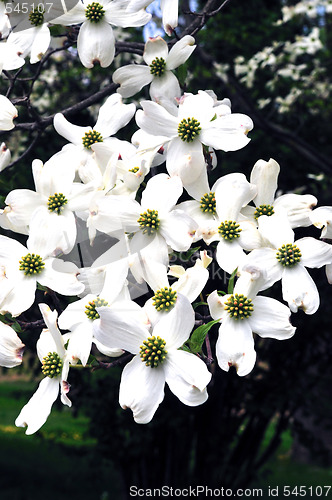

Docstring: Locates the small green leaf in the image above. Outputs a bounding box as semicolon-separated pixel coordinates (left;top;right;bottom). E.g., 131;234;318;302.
173;246;201;262
180;344;191;353
227;267;238;294
176;63;188;88
188;319;220;353
193;301;208;310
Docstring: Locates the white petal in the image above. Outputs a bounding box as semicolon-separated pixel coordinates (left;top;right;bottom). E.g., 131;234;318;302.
215;173;257;221
93;338;123;358
0;323;24;368
113;64;153;98
54;113;91;145
4;189;42;227
172;261;209;303
143;36;168;65
0;95;17;131
0;142;11;172
242;248;283;290
67;323;93;367
310;206;332;238
165;137;205;186
0;274;36;318
128;232;169;289
58;296;90;330
297;237;332;268
30;24;50;64
51;1;85;25
200;127;251;152
149;71;181;101
42;149;77;195
39;259;84;296
95;93;135;138
100;259;131;303
36;328;61;363
250;158;280;207
93;306;149;353
166;35;196;70
160;0;178;34
207;290;227;321
27;207;76;256
152;293;195;350
119;355;165;424
274;193;317;228
282;265;319;315
216;317;256;376
141;173;182;214
105;3;151;27
216;239;246;275
258;212;294;248
15;377;59;435
78;20;115;68
160;209;197;252
136;100;178;138
238;220;262;250
326;263;332;284
38;303;65;356
249;296;296;339
164;350;211;405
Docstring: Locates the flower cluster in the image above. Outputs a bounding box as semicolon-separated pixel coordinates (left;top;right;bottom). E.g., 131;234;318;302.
0;0;331;436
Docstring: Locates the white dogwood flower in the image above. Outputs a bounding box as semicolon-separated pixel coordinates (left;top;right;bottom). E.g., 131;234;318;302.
0;322;25;368
127;0;178;35
53;0;151;68
113;35;195;100
1;150;95;254
208;269;296;376
136;90;253;194
93;293;211;423
0;143;11;172
58;265;139;366
244;212;332;314
0;218;84;317
54;93;135;177
0;95;17;131
15;304;71;435
243;158;317;227
87;173;197;266
198;173;261;274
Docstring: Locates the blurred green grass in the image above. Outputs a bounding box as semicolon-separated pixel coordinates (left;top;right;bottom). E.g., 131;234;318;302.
0;379;331;500
0;379;121;500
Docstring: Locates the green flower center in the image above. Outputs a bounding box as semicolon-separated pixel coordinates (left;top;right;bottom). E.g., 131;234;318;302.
29;8;44;26
19;253;45;276
47;193;68;215
178;117;201;142
218;220;242;241
200;192;216;214
85;1;105;22
254;204;275;219
42;352;63;378
276;243;301;267
152;287;177;312
85;297;109;320
150;57;166;77
82;130;103;149
139;335;167;368
138;209;160;235
129;166;139;173
224;293;254;320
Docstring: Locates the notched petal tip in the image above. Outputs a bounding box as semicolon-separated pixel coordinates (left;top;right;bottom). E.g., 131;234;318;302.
16;345;25;362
